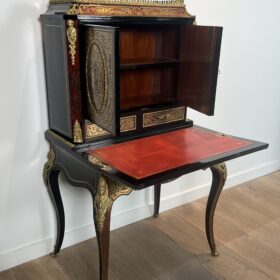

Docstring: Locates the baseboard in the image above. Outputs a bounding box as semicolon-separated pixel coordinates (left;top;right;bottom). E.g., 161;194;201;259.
0;204;153;272
0;160;279;272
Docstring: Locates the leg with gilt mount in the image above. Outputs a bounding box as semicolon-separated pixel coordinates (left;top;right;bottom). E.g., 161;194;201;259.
206;162;227;257
93;176;133;280
43;146;65;257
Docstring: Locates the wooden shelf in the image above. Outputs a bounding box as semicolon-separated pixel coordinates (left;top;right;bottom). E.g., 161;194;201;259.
120;58;179;70
120;94;176;111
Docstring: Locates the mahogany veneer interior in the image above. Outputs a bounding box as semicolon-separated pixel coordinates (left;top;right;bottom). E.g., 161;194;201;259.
88;127;252;179
120;67;177;110
119;26;180;111
119;26;179;62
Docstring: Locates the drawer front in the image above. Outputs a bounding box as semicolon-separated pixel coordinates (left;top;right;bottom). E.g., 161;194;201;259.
143;107;186;128
120;115;137;132
120;106;186;134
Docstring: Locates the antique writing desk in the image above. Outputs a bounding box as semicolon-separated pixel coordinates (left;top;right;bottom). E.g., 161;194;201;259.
41;1;268;279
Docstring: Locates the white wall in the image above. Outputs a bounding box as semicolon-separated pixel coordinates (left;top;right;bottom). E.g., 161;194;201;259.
0;0;280;271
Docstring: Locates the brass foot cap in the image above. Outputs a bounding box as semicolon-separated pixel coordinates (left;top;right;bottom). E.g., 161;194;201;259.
211;250;219;257
153;213;159;218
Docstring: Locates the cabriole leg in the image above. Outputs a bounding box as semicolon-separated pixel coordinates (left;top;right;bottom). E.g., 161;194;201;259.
44;147;65;257
93;176;132;280
206;163;227;257
48;169;64;257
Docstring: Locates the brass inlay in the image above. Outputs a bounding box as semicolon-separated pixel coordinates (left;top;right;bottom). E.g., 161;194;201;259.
67;4;189;17
52;0;185;8
86;42;108;115
85;27;115;133
94;176;132;232
86;123;110;139
143;107;185;128
120;115;137;132
43;147;56;186
73;119;83;143
66;20;77;66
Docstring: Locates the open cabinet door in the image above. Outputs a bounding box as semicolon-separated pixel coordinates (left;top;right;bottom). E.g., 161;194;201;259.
177;26;223;116
82;25;120;136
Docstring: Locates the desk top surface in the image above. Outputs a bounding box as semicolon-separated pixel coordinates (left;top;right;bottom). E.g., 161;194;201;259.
87;127;252;179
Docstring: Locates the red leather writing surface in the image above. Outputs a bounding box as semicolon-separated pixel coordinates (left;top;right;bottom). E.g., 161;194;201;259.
88;127;251;179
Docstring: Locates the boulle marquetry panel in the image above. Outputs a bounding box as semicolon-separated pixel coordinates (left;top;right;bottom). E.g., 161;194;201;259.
143;107;186;128
84;26;118;135
120;115;137;132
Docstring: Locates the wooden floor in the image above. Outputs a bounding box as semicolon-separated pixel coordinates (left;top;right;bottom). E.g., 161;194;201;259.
1;171;280;280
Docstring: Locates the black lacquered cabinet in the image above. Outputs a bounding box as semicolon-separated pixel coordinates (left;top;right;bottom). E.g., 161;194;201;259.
41;2;222;143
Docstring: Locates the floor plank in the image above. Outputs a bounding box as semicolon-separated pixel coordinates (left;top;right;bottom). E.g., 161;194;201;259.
0;171;279;280
202;246;272;280
226;234;280;280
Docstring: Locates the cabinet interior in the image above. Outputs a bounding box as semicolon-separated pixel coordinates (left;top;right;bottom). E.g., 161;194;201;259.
119;26;180;112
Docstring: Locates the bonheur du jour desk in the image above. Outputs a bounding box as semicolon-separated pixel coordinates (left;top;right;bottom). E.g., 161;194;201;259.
41;0;268;279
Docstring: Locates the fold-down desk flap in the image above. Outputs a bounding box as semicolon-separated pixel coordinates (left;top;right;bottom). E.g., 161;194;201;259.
86;127;265;180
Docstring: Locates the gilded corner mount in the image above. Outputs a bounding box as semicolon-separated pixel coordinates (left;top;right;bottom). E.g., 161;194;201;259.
43;146;56;186
108;178;132;201
209;163;227;181
86;123;110;139
94;176;112;232
94;176;132;232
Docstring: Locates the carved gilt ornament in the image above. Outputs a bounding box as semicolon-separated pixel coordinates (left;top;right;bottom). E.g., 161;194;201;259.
43;147;56;186
86;123;110;139
73;119;83;143
94;176;132;232
66;20;77;66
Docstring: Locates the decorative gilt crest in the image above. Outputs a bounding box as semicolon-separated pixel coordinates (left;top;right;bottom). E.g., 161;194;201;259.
67;20;77;66
73;119;83;143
